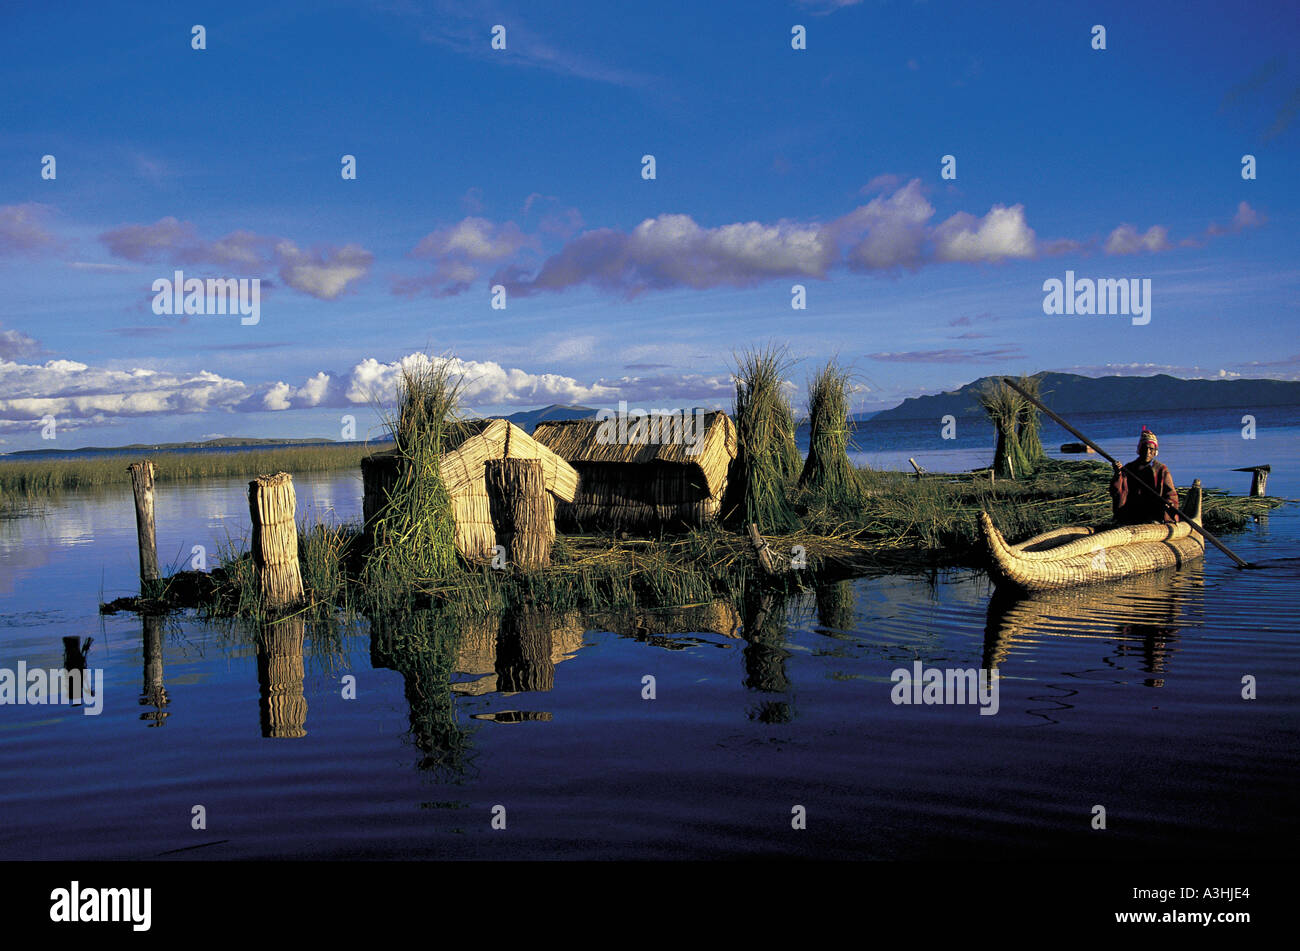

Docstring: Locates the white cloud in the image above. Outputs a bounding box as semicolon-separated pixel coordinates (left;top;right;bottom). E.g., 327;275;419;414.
99;218;372;300
933;204;1037;262
344;353;617;407
275;241;372;299
0;358;250;429
1104;223;1172;255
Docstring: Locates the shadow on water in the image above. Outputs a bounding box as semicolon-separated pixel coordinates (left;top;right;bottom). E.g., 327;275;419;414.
982;567;1206;693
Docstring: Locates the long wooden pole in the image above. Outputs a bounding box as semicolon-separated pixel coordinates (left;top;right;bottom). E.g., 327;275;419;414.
128;460;160;594
1001;377;1255;569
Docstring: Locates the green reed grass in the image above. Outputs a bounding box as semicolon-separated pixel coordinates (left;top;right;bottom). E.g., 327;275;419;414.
362;359;463;598
0;443;374;498
798;359;863;504
728;345;800;532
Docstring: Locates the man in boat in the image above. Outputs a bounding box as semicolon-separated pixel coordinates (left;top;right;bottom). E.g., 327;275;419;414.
1110;426;1179;524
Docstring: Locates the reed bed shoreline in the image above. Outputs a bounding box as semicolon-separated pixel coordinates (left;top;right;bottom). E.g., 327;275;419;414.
0;443;375;500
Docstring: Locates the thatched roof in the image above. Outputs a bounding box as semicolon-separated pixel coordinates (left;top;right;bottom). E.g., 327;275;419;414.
363;418;579;502
440;418;578;502
361;418;578;562
533;411;736;499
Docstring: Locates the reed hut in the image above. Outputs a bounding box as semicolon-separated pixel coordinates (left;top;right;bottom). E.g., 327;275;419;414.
362;418;579;563
532;411;737;532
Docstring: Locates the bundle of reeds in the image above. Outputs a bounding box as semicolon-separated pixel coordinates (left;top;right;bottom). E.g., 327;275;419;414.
365;360;463;589
777;400;802;481
726;346;800;532
485;458;554;569
797;359;863;503
1015;373;1048;464
979;376;1042;480
248;472;305;609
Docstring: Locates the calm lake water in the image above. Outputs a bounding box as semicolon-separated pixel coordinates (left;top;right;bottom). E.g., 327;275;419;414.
1;408;1297;859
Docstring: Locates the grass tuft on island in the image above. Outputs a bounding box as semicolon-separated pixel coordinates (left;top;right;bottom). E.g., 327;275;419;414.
101;458;1285;623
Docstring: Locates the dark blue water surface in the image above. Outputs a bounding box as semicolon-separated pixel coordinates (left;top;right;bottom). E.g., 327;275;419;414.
0;407;1296;859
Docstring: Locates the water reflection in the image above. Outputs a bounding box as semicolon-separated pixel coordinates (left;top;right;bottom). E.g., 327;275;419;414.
983;568;1205;687
742;591;794;723
369;609;473;776
61;635;93;706
256;616;308;738
139;615;169;725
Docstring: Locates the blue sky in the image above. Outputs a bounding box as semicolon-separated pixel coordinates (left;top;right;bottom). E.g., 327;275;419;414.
1;0;1297;450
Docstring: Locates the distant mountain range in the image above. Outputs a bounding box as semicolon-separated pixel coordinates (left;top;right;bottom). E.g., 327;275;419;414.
871;373;1300;422
8;377;1296;456
502;404;598;432
3;435;339;457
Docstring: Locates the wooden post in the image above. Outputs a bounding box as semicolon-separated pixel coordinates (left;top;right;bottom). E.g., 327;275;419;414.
908;457;926;476
485;459;553;570
248;472;305;609
1232;465;1271;497
747;522;787;577
128;461;159;595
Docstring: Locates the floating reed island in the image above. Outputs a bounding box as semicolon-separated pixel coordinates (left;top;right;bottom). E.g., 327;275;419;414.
99;352;1286;622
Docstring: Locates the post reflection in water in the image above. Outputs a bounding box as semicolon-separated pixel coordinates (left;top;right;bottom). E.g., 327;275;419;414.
139;615;169;725
61;635;93;707
982;567;1206;689
741;591;794;723
256;616;308;738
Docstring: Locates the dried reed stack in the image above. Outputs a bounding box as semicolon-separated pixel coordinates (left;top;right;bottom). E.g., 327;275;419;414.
256;615;307;738
485;458;554;569
798;360;862;502
248;471;305;609
979;375;1044;480
727;346;799;532
1016;373;1047;465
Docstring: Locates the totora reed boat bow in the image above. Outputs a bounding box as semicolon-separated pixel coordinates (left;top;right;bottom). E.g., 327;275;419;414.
979;480;1205;593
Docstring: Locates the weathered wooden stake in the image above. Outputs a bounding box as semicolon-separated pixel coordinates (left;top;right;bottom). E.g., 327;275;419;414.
485;459;553;569
248;472;305;609
908;457;926;477
1233;465;1271;497
747;522;787;577
128;461;159;595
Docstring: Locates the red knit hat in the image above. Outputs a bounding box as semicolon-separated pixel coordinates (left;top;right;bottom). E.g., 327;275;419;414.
1139;426;1158;450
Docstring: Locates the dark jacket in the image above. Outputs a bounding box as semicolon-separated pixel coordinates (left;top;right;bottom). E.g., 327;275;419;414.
1110;459;1179;524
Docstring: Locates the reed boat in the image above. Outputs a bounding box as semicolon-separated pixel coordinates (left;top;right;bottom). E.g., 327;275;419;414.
979;481;1205;593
